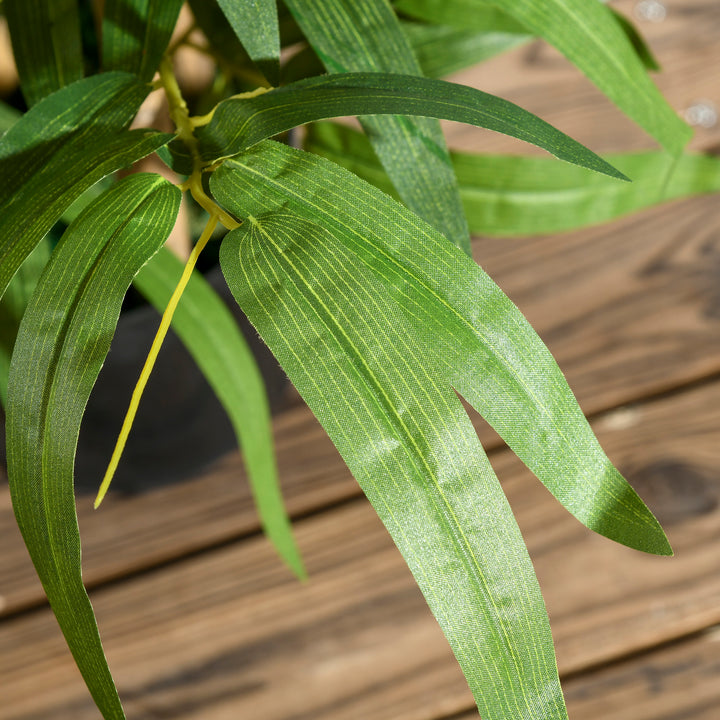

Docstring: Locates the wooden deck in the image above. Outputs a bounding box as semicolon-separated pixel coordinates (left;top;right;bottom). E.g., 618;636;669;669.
2;1;720;717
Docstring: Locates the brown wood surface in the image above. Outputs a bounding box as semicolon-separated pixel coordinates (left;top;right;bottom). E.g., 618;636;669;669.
2;378;719;719
2;1;720;718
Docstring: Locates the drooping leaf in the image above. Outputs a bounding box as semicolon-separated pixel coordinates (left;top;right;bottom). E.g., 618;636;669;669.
177;72;626;184
395;0;527;34
211;140;671;556
396;0;660;72
609;7;660;72
480;0;689;153
218;207;568;720
7;173;181;720
0;239;52;407
0;72;172;300
281;22;528;84
102;0;184;81
306;121;720;235
402;22;529;79
133;247;305;579
215;0;280;85
284;0;471;254
3;0;84;106
0;100;21;134
186;0;255;77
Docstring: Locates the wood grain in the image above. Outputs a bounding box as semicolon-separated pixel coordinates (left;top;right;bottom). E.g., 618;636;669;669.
2;378;719;719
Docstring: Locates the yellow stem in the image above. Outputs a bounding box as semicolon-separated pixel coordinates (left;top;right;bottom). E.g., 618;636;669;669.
94;214;220;508
159;54;240;231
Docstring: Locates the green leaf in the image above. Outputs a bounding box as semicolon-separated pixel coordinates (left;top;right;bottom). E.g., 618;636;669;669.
186;0;254;76
211;140;671;557
395;0;527;33
281;22;528;84
7;173;181;720
395;1;660;72
481;0;690;153
4;0;84;106
215;0;280;85
133;248;306;579
183;72;626;183
0;72;172;300
0;238;52;407
609;7;660;72
306;122;720;235
402;22;529;79
284;0;471;254
0;100;21;135
102;0;184;81
218;206;568;720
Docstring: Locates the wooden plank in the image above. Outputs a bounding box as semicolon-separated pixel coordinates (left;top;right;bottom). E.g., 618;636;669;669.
2;379;719;719
3;0;720;617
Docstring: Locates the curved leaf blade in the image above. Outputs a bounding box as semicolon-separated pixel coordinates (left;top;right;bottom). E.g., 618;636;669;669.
403;22;529;79
189;72;626;181
484;0;690;153
215;0;280;85
7;173;181;720
396;0;660;72
4;0;84;106
219;209;567;720
133;248;305;579
306;122;720;235
211;141;671;556
102;0;184;81
186;0;254;75
396;0;528;34
0;239;52;406
284;0;471;254
0;72;172;300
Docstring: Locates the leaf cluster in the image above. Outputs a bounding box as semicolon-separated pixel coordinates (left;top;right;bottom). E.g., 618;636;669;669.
0;1;714;719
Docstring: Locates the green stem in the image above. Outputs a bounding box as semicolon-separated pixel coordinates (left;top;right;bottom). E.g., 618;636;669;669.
94;214;220;508
159;55;240;230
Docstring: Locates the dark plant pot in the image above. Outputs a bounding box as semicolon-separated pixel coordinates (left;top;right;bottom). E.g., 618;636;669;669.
2;267;287;495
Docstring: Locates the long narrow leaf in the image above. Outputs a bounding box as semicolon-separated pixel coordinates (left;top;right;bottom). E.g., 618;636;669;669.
219;208;568;720
0;72;172;299
396;0;527;33
396;0;660;72
102;0;184;81
284;0;471;254
402;23;529;79
211;141;671;556
186;0;254;76
482;0;689;153
281;23;528;84
0;100;21;134
4;0;84;106
0;239;52;406
215;0;280;84
133;248;305;579
181;72;626;182
7;173;181;720
306;121;720;235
